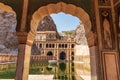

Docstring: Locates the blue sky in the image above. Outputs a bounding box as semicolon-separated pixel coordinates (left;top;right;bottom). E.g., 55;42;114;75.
50;12;80;32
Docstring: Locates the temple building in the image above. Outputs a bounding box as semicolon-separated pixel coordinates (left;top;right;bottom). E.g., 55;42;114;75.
34;31;75;61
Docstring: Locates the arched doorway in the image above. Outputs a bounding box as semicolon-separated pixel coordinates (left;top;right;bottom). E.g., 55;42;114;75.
59;52;66;60
47;51;53;56
16;2;97;80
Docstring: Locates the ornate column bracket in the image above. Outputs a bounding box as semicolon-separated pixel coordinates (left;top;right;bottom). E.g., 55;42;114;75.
86;32;97;47
15;31;35;80
17;32;28;44
17;31;36;46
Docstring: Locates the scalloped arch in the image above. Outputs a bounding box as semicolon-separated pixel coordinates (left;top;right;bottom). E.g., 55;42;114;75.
27;2;93;47
30;2;91;35
0;2;15;14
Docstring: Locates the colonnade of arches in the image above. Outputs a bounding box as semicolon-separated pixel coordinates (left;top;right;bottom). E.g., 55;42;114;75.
38;43;75;48
47;51;66;60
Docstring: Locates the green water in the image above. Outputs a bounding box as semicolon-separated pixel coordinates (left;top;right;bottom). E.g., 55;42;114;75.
0;63;16;79
29;61;76;80
0;62;76;80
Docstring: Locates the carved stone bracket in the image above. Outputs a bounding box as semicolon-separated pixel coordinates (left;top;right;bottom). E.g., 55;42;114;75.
17;32;28;44
86;32;96;47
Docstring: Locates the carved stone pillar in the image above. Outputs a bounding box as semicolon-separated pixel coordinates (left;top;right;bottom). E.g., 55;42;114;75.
15;32;33;80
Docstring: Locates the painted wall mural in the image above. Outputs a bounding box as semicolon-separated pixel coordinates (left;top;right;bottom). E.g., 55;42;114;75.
98;0;111;6
99;8;115;50
115;4;120;53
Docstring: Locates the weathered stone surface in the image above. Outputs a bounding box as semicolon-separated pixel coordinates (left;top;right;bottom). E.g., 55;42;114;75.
74;23;90;65
37;16;57;31
75;23;88;45
37;16;59;38
86;32;96;47
0;11;18;54
31;42;40;55
75;23;96;47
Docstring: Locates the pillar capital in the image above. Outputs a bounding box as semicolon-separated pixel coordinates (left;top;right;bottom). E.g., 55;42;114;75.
17;32;28;44
86;32;96;47
17;31;36;46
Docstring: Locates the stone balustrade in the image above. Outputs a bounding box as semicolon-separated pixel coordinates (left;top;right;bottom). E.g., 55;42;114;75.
31;55;56;62
0;54;56;63
0;54;17;63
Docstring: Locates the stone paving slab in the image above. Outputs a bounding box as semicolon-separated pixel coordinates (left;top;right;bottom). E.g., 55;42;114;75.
0;79;14;80
28;75;54;80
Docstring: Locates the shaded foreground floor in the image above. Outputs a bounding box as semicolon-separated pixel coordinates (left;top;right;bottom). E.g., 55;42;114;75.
28;75;54;80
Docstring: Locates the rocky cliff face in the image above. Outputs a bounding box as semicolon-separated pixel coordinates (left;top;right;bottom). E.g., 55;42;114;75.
31;42;40;55
0;11;18;54
75;23;96;47
37;16;57;31
75;23;88;45
0;14;59;54
75;23;90;59
37;16;59;38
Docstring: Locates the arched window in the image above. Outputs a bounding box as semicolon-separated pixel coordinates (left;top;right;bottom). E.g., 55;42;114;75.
39;44;42;48
62;44;64;48
71;52;74;55
52;44;54;48
59;52;66;60
59;44;61;48
47;51;53;56
65;44;67;48
49;44;51;48
46;44;48;48
71;44;74;48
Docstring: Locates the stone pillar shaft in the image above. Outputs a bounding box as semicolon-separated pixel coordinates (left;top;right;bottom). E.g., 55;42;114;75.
15;32;32;80
15;44;31;80
15;44;26;80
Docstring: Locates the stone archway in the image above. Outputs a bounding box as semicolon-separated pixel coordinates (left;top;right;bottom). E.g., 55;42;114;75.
59;51;66;60
16;2;97;80
30;2;91;35
0;3;15;13
0;2;18;79
47;51;53;56
28;2;95;49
